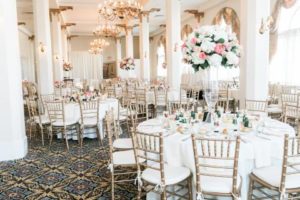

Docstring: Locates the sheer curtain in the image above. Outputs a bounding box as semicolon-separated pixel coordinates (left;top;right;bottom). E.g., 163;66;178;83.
270;1;300;85
70;51;103;80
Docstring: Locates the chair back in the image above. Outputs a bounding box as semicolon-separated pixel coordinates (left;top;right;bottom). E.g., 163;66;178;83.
281;94;299;108
284;105;300;122
128;101;148;125
154;88;167;107
280;135;300;192
133;131;165;185
79;99;99;125
105;109;119;155
245;100;267;114
191;135;241;195
45;100;65;126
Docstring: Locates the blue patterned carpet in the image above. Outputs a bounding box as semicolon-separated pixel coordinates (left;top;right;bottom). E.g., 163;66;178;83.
0;137;139;200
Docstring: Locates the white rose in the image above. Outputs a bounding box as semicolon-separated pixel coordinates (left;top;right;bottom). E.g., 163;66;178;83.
214;30;228;42
208;54;223;67
226;51;239;65
200;39;216;53
191;52;205;64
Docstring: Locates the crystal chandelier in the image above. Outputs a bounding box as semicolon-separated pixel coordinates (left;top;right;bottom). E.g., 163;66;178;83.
88;38;110;54
98;0;142;21
93;24;121;37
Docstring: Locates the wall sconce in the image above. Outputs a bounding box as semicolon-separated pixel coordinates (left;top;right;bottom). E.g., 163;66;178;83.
259;16;274;34
38;42;46;53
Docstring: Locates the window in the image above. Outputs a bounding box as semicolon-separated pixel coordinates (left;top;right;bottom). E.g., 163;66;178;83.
269;0;300;85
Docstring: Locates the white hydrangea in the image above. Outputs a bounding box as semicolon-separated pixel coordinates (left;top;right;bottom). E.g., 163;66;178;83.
208;53;223;67
226;51;239;65
200;38;215;53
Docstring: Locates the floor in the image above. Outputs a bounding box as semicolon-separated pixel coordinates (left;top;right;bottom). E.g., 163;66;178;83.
0;136;139;200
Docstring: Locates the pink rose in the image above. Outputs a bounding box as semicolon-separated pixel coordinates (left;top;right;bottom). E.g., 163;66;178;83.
191;38;197;44
199;52;207;60
181;43;187;50
215;44;226;54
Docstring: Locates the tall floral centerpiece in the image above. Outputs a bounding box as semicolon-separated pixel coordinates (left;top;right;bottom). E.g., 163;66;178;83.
182;25;241;122
120;57;135;70
63;61;73;79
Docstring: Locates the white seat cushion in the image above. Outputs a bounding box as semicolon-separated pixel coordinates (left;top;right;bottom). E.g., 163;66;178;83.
52;119;79;127
80;117;98;126
113;138;133;149
142;164;190;186
253;166;300;189
34;115;50;124
113;150;143;165
200;174;241;194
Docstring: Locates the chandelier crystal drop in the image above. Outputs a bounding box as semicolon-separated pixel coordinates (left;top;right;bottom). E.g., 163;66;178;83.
98;0;142;21
88;38;110;54
93;24;121;37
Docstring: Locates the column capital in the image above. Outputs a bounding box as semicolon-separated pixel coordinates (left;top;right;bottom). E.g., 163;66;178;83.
61;22;76;30
67;35;78;41
139;8;160;23
184;10;205;24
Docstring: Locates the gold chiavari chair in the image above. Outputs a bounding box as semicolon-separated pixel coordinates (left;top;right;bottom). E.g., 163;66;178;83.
281;94;299;120
26;97;50;145
136;88;155;119
45;100;80;150
245;99;268;115
168;100;194;114
248;135;300;199
284;105;300;135
128;101;149;126
191;135;242;199
106;86;116;98
132;131;192;200
282;85;299;94
106;107;133;150
79;99;102;147
41;94;56;111
154;88;168;116
105;110;141;200
27;82;39;99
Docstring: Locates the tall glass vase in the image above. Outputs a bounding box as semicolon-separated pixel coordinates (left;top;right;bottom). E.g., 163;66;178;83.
202;67;219;124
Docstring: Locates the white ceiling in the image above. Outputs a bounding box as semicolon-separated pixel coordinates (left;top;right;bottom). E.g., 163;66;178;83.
17;0;217;36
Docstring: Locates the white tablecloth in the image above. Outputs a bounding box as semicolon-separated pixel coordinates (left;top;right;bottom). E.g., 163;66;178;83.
58;98;119;140
137;117;295;200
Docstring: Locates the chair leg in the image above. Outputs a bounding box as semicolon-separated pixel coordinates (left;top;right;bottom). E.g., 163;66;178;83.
111;172;115;200
76;125;81;147
40;125;44;146
248;177;254;200
187;177;193;200
161;189;167;200
64;128;69;151
96;126;103;147
49;127;53;146
137;187;142;200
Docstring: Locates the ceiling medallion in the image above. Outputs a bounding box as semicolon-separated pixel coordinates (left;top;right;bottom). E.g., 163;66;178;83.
98;0;142;21
89;38;110;54
93;24;122;37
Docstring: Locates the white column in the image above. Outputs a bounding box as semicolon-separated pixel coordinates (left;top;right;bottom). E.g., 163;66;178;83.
125;27;134;58
139;13;150;81
50;11;63;81
33;0;54;94
166;0;182;89
116;37;122;77
61;27;69;62
0;0;27;161
239;0;270;106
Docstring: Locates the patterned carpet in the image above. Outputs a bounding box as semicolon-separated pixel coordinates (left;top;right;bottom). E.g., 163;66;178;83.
0;136;139;200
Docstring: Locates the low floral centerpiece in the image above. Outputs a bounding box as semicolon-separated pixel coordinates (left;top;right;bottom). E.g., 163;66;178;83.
120;57;135;70
63;62;73;71
181;25;241;72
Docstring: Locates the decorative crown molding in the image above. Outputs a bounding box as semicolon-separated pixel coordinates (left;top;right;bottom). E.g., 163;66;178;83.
61;23;76;29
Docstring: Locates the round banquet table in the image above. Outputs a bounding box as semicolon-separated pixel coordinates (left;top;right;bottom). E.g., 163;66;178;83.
57;98;119;140
137;117;295;200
